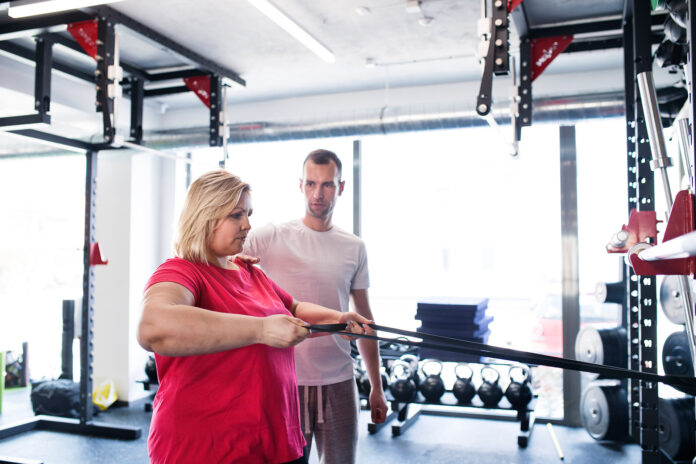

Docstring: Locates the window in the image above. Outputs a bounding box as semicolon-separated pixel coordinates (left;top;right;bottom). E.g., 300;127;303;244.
0;153;85;379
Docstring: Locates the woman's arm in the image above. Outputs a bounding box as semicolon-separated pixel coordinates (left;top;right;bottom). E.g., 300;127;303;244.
138;282;309;356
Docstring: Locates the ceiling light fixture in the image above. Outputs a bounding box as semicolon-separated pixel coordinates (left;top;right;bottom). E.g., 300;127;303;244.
419;16;434;26
7;0;125;18
247;0;335;64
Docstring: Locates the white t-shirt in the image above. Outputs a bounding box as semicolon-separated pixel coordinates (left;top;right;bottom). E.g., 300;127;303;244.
244;219;370;385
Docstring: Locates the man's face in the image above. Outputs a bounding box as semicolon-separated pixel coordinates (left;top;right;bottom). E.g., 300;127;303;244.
300;161;344;219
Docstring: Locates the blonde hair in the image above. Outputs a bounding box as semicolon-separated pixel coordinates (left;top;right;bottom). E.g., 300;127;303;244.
175;170;250;263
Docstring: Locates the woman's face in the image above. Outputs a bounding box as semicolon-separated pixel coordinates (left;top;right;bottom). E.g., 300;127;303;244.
208;191;253;259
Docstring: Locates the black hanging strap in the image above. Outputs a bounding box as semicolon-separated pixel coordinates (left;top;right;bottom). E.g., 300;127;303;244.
305;323;696;396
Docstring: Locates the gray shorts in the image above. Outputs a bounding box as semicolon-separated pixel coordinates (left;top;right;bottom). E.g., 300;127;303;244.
299;379;359;464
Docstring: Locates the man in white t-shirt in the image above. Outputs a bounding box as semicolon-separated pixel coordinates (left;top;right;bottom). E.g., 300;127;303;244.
244;149;387;463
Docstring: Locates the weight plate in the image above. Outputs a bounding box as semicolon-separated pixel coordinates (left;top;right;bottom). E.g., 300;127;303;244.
575;327;604;365
659;397;696;460
659;275;687;325
603;327;627;369
595;282;608;303
581;385;610;439
575;327;627;373
594;281;624;305
581;385;628;441
662;331;694;376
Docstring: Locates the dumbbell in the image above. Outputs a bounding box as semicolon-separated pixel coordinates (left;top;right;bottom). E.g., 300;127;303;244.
418;359;445;403
452;363;476;404
389;360;417;403
478;366;503;408
504;365;533;410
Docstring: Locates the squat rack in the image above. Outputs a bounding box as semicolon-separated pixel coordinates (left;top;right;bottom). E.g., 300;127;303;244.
0;5;245;460
484;0;692;462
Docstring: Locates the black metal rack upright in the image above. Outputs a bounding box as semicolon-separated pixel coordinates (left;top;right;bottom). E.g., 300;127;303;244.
622;1;688;462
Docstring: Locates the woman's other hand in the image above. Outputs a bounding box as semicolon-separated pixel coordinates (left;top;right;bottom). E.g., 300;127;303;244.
258;314;309;348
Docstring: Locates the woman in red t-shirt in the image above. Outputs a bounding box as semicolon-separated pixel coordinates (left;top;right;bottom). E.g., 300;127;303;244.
138;170;371;464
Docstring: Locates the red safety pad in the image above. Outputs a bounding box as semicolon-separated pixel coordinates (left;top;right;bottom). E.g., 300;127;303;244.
183;76;211;108
530;35;573;81
67;20;99;60
90;242;108;266
663;190;695;242
508;0;524;13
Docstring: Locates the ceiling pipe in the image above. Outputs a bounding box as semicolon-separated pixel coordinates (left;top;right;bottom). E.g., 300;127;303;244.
0;91;626;157
145;91;626;149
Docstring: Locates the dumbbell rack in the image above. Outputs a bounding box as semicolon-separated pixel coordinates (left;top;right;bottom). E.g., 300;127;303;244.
366;393;538;447
361;360;539;448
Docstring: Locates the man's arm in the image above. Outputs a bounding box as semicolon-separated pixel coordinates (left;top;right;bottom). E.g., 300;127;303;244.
350;288;388;423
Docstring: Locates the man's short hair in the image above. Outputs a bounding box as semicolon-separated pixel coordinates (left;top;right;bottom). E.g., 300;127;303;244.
303;149;342;181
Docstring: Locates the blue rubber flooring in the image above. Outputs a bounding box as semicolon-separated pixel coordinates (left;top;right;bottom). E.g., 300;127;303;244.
0;387;641;464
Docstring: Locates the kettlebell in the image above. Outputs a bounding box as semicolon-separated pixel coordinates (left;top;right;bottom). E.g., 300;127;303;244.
359;362;390;395
386;336;412;354
478;366;503;408
418;359;446;403
505;365;533;410
359;370;372;395
380;367;390;392
353;359;365;394
389;360;417;402
399;354;421;386
145;355;158;384
452;363;476;404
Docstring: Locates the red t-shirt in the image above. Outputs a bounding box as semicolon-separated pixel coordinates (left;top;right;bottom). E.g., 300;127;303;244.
144;257;305;463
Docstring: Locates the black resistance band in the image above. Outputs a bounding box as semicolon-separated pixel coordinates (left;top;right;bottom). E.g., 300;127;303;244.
307;323;696;396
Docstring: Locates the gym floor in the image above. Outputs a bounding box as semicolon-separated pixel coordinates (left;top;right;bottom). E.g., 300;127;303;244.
0;387;641;464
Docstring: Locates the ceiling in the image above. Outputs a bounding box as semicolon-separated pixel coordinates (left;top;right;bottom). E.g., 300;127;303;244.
0;0;679;152
113;0;484;105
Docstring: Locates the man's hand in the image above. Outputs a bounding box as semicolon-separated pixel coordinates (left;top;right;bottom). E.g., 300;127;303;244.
369;385;388;423
337;312;372;340
235;253;260;265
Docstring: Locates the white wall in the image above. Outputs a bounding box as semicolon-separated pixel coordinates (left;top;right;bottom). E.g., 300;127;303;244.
93;150;179;402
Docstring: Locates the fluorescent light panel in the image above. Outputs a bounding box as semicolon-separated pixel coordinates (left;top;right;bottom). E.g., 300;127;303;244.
8;0;125;18
247;0;335;64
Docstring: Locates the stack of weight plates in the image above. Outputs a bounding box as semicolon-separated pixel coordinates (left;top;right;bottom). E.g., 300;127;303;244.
580;383;629;442
415;297;491;362
574;326;627;377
